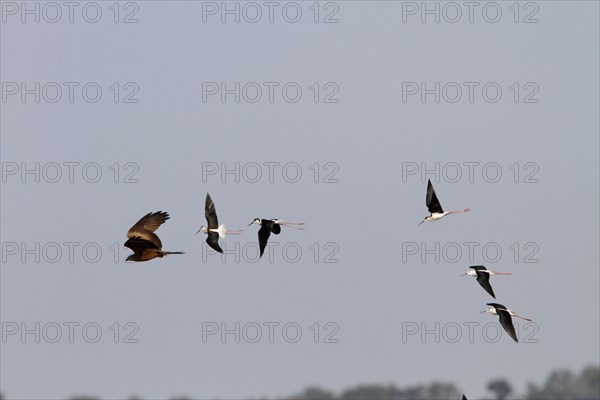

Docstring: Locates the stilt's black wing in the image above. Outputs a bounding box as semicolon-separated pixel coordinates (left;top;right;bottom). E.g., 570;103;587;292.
272;223;281;235
488;303;518;342
206;231;223;253
426;179;444;213
475;270;496;299
205;193;219;229
258;223;273;257
471;265;487;272
498;310;518;343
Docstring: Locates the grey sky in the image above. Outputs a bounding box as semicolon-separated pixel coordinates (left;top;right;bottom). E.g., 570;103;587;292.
1;1;599;399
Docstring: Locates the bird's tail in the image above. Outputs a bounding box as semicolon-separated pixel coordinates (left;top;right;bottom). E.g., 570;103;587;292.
217;224;227;239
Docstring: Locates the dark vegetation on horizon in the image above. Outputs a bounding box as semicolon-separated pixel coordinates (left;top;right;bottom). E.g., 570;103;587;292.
1;365;598;400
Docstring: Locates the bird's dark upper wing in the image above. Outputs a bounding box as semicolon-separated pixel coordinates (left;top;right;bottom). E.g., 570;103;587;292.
498;310;518;342
206;231;223;253
476;272;496;298
426;180;444;213
124;236;158;257
205;193;219;229
272;223;281;235
127;211;168;248
258;224;272;257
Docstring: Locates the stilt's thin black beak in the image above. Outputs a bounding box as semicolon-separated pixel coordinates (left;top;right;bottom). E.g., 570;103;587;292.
247;222;254;226
195;228;202;235
418;220;425;225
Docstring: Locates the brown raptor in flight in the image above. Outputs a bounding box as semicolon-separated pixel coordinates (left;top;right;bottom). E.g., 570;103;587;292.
124;211;184;262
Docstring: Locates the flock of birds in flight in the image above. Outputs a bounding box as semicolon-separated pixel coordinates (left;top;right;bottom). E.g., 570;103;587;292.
122;180;533;399
123;192;304;261
419;179;533;345
123;180;532;344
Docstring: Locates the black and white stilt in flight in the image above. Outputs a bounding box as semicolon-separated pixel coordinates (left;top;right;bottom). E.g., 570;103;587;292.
462;265;512;299
196;193;244;253
482;303;533;343
248;218;304;258
419;179;470;224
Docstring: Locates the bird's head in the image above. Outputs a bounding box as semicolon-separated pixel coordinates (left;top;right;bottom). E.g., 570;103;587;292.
463;269;477;277
196;226;207;235
248;218;261;226
418;216;431;225
482;305;497;315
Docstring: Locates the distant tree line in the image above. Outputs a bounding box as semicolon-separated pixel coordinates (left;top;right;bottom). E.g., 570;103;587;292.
0;364;598;400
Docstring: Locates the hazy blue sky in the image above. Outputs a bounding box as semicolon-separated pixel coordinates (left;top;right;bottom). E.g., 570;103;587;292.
1;1;598;399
